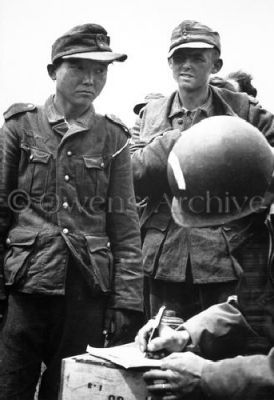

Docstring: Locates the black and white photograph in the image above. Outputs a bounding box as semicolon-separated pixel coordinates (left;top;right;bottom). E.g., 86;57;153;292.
0;0;274;399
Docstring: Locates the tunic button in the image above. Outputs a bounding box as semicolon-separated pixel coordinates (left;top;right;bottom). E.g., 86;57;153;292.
100;162;105;168
62;228;69;234
64;175;70;181
29;154;34;161
107;242;111;248
67;150;72;156
63;202;69;209
6;238;11;245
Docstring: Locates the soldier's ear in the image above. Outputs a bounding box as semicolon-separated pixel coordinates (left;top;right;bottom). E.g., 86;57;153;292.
47;64;56;80
212;58;223;74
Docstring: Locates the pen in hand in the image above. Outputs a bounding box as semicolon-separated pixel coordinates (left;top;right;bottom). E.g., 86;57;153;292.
146;305;167;359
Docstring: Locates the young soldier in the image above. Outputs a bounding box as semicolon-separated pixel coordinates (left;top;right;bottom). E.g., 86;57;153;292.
131;20;274;322
0;23;143;399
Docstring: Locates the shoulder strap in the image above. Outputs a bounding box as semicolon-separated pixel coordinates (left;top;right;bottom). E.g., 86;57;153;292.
3;103;36;121
105;114;130;137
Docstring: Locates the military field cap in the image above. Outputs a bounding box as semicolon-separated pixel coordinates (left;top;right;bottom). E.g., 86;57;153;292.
51;23;127;63
168;20;221;58
133;92;165;115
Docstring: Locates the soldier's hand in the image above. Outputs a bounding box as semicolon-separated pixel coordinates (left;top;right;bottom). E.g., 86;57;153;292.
143;352;213;399
136;320;191;354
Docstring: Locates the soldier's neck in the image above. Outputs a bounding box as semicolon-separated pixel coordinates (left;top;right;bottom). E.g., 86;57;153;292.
53;96;90;122
178;85;209;111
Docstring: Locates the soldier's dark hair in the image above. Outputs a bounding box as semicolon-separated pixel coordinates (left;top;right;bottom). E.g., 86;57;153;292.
227;70;257;97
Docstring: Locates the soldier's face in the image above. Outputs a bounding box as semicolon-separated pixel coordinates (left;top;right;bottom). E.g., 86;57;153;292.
54;58;108;107
169;48;217;92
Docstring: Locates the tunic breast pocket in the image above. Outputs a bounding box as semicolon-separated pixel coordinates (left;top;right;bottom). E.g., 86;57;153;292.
19;146;52;198
76;155;110;205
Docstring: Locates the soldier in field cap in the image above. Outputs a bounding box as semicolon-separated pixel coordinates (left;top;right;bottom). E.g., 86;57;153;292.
130;19;274;344
0;23;143;399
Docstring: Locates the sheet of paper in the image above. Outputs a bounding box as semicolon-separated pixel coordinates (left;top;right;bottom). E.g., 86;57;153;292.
86;342;162;369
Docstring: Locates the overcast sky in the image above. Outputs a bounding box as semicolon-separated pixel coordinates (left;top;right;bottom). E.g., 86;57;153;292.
1;0;274;126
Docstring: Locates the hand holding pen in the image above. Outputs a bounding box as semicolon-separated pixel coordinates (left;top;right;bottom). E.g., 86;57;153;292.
135;306;191;358
146;306;168;359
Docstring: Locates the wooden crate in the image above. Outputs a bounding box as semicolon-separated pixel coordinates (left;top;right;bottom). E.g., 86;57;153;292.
59;353;150;400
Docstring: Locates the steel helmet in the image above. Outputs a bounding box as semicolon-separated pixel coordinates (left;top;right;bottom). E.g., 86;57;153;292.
167;116;274;227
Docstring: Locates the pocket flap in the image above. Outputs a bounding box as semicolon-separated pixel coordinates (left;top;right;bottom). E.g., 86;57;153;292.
85;235;110;252
30;148;51;164
6;228;37;247
83;155;104;169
